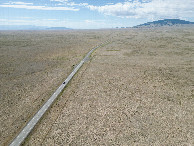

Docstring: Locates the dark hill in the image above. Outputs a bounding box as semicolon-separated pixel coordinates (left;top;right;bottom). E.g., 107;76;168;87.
133;19;194;28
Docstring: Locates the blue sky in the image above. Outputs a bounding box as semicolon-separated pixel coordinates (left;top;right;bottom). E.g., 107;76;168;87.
0;0;194;29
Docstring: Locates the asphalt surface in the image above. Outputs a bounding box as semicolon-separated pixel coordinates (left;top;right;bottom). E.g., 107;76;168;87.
9;41;110;146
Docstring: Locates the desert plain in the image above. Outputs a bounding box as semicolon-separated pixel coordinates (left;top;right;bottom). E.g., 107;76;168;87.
0;27;194;145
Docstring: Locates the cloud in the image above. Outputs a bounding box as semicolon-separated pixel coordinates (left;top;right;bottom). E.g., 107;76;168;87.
43;19;59;21
0;18;120;29
50;0;88;7
0;18;65;26
84;20;105;24
65;2;88;7
0;19;7;21
88;2;141;18
3;2;33;5
0;19;34;24
87;0;194;19
50;0;69;2
0;1;79;11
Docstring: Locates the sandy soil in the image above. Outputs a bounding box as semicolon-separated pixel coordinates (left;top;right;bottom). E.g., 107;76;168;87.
0;30;113;145
22;27;194;145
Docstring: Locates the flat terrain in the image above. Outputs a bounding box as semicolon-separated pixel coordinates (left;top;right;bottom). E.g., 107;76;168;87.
0;30;113;145
1;27;194;145
24;27;194;146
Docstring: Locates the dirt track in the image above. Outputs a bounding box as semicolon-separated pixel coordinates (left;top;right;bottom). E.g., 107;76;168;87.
24;27;194;145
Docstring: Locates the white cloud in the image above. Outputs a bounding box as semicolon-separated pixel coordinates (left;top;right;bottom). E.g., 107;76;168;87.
84;20;105;24
43;19;59;21
0;18;120;29
0;19;7;21
3;2;33;5
87;0;194;19
0;19;34;23
50;0;88;7
88;2;140;18
66;2;88;6
50;0;69;2
0;4;79;11
0;18;65;26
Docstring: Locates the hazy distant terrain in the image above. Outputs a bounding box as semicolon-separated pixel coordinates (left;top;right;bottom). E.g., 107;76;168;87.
0;25;71;30
0;26;194;145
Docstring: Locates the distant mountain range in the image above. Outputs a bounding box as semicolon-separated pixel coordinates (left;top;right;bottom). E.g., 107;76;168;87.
133;19;194;28
0;25;71;30
46;27;71;30
1;19;194;30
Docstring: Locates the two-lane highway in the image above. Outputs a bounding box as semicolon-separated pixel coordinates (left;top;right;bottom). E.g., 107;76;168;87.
10;40;111;146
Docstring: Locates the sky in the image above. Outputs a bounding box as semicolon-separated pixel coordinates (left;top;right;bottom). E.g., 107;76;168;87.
0;0;194;29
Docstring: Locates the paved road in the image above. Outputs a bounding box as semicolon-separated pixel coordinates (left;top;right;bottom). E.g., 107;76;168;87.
9;41;110;146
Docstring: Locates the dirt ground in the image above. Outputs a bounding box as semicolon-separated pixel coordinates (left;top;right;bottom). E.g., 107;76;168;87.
0;30;113;145
21;27;194;146
1;27;194;145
